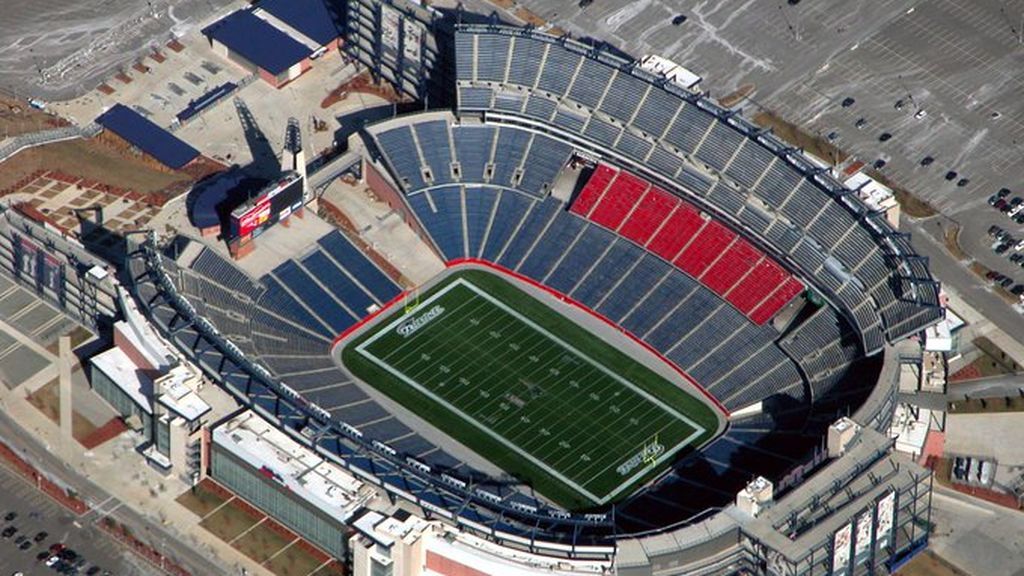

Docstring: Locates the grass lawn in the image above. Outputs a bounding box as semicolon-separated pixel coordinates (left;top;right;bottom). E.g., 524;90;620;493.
199;500;261;542
343;269;719;509
264;542;327;576
176;483;231;519
232;520;294;564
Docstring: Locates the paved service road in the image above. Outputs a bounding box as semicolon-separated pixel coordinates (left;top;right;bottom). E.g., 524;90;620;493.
0;459;137;576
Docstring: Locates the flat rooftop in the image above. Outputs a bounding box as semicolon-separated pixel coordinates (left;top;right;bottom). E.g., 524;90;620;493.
213;410;370;523
202;10;312;76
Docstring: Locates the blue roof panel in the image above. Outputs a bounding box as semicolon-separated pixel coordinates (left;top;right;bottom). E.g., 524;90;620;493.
259;0;341;46
202;10;312;76
95;104;199;169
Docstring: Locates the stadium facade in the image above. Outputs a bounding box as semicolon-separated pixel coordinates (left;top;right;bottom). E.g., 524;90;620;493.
0;2;943;574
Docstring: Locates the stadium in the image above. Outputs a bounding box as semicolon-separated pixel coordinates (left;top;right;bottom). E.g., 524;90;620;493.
61;5;945;576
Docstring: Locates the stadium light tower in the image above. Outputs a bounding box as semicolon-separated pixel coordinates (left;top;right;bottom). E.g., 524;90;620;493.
282;117;308;200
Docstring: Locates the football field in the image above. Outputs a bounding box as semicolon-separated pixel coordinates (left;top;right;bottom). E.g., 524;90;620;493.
342;269;719;508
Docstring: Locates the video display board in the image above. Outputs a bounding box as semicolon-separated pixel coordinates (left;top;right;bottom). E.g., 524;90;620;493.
230;175;304;239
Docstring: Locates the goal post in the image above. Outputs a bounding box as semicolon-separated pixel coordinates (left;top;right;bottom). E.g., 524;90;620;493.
403;286;421;314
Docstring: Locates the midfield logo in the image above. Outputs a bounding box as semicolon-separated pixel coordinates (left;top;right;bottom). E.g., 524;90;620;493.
397;304;446;337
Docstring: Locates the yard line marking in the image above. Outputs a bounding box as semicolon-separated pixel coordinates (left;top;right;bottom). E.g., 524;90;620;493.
355;277;707;504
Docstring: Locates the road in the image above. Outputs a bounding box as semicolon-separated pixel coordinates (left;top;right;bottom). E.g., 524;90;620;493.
905;218;1024;344
0;411;232;576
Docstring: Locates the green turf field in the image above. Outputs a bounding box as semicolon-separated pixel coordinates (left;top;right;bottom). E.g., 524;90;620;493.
341;269;719;509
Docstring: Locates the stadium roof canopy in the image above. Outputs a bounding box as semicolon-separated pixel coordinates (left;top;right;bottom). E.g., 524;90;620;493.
201;10;313;76
258;0;341;47
187;169;265;230
95;104;199;169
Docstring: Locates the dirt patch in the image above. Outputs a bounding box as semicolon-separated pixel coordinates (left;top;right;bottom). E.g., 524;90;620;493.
718;84;755;108
167;39;185;53
752;110;848;165
97;84;116;96
0;96;67;138
896;550;969;576
0;139;190;198
26;379;59;423
941;222;968;261
321;71;406;109
865;169;938;218
199;498;261;542
514;6;547;27
311;562;346;576
232;520;294;564
176;479;232;519
264;541;326;576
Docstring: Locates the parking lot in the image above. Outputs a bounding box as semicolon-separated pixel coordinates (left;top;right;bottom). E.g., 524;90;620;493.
509;0;1024;304
0;459;145;576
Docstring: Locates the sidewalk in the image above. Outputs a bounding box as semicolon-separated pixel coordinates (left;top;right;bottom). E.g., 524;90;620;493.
0;330;275;576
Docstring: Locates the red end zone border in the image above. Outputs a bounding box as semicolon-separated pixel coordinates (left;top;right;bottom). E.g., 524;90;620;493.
332;258;731;419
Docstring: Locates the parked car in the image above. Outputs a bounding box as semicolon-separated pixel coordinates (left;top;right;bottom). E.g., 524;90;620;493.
826;131;838;141
873;158;887;169
1014;213;1024;225
996;243;1011;254
855;117;867;129
841;97;856;108
894;99;905;110
957;178;970;187
995;199;1008;210
920;155;935;166
1001;277;1014;288
989;224;1003;236
1012;285;1024;296
878;132;893;142
2;526;17;539
915;109;927;119
945;170;958;181
671;13;687;25
33;531;47;543
3;512;16;522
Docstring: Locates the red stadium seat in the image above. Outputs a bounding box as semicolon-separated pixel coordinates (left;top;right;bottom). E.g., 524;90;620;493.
569;164;617;217
590;171;649;230
571;163;805;324
619;187;678;246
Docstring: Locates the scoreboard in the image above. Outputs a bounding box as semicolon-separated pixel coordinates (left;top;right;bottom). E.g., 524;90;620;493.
230;172;305;240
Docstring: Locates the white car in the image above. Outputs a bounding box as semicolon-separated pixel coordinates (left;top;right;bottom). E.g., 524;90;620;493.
45;556;60;567
914;109;927;119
